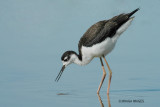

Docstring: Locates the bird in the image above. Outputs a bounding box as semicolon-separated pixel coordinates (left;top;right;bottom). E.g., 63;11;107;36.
55;8;139;94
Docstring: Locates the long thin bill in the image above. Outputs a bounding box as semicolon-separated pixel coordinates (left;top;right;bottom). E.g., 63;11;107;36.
55;65;65;82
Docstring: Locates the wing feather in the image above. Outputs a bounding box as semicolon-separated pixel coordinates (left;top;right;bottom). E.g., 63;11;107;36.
78;8;139;58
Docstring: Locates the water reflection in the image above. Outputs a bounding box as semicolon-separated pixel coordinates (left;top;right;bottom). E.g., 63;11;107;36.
97;94;104;107
97;94;111;107
57;93;69;95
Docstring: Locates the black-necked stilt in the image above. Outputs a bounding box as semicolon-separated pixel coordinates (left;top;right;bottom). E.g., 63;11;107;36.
55;8;139;94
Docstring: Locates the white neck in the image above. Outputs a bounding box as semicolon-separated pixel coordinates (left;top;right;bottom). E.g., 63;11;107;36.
71;54;93;66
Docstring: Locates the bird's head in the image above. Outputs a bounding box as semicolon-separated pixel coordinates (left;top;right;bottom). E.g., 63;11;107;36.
55;51;78;82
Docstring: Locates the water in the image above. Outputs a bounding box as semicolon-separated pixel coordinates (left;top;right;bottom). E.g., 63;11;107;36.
0;0;160;107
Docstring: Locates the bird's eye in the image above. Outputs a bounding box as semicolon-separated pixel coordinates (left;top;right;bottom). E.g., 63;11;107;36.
64;59;67;61
63;56;70;62
64;58;69;62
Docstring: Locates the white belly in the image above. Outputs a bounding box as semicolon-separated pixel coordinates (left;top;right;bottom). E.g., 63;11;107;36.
82;37;117;58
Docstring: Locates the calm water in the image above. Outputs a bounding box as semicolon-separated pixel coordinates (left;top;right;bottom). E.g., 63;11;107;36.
0;0;160;107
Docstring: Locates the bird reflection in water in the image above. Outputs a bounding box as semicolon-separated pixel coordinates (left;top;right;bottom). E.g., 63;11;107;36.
97;94;111;107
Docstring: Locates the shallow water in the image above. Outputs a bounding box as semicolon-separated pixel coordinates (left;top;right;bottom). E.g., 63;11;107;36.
0;0;160;107
1;61;160;107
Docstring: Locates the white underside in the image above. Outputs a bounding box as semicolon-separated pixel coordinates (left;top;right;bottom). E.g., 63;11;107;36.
74;18;134;66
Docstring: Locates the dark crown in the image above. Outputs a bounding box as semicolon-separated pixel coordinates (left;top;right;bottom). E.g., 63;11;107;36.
61;51;77;61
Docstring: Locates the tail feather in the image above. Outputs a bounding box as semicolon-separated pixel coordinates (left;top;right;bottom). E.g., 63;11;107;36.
128;8;140;17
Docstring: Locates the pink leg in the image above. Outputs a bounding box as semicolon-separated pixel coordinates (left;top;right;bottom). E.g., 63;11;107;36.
103;56;112;95
97;57;106;94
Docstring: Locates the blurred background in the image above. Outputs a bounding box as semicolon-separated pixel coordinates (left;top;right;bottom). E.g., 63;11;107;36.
0;0;160;107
